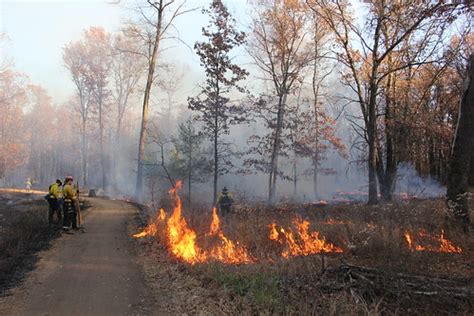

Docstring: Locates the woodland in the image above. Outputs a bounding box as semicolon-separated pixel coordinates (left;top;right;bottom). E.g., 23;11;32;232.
1;1;474;314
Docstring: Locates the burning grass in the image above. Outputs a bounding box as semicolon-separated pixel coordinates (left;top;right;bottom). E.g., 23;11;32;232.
133;188;474;314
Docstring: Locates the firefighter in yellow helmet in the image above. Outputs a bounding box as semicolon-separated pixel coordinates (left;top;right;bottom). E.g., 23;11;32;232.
62;176;78;232
217;187;234;217
47;179;63;224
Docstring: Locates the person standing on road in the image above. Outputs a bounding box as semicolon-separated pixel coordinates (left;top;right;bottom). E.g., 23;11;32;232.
62;176;78;233
47;179;63;224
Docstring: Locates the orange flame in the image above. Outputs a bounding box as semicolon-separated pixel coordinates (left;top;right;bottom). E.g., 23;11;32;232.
208;207;220;236
269;222;280;241
205;207;254;264
133;208;167;238
269;219;343;258
404;229;463;253
166;181;202;264
133;181;254;265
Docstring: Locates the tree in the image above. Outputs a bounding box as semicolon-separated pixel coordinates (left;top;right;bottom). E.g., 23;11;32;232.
63;37;93;187
309;0;466;204
446;54;473;232
248;0;312;203
64;27;112;189
25;85;57;184
188;0;248;204
111;32;144;187
169;117;211;207
85;27;112;189
307;8;339;199
0;68;27;183
130;0;192;200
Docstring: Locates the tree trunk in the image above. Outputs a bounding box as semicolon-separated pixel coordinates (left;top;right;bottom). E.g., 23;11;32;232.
213;120;218;205
469;154;474;186
293;157;297;197
312;14;320;201
99;96;107;190
446;54;474;232
188;152;192;209
135;8;163;200
81;118;88;187
268;93;286;204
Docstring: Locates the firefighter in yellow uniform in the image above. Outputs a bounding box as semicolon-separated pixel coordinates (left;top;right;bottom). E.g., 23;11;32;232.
217;187;234;217
48;179;63;224
62;176;78;232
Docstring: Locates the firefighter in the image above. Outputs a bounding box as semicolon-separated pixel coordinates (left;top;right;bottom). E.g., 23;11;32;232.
25;178;32;193
62;176;78;232
217;187;234;216
47;179;63;224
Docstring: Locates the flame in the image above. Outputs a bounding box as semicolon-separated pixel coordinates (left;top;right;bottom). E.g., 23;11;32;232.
269;222;280;241
133;181;254;265
133;208;167;238
404;229;463;253
208;207;220;236
166;181;202;264
269;219;343;258
205;207;254;264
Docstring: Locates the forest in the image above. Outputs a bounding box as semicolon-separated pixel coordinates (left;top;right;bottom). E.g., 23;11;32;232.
1;0;474;314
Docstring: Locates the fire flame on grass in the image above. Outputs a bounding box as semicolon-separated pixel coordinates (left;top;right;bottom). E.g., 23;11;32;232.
134;181;254;265
133;208;166;238
269;220;343;258
404;229;463;253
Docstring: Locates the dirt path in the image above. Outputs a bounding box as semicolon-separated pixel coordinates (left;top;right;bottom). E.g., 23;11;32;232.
0;197;151;316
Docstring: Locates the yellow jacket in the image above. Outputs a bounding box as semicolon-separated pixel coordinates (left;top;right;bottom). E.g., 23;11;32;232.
49;183;63;199
63;184;77;201
217;192;233;206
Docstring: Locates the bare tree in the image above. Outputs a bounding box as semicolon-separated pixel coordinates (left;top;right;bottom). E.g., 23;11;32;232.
249;0;312;203
129;0;194;200
63;38;93;187
111;32;144;187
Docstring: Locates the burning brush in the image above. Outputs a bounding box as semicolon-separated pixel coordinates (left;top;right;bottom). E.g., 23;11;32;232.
133;181;254;265
269;220;343;258
404;229;463;253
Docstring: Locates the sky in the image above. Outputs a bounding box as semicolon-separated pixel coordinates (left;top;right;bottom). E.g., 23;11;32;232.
0;0;250;104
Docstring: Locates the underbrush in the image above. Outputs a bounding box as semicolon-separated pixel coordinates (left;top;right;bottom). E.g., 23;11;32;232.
137;198;473;314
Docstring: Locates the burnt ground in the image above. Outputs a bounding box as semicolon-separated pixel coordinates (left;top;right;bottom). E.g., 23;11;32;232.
0;195;151;316
132;196;474;315
0;190;90;296
0;190;61;295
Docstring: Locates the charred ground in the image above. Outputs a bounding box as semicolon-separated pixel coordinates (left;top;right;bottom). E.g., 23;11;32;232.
0;191;89;296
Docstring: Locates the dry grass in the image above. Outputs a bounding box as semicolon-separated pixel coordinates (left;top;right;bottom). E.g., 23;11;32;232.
135;197;474;315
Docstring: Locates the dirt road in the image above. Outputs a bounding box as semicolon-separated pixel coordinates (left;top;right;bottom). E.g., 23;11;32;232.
0;197;151;316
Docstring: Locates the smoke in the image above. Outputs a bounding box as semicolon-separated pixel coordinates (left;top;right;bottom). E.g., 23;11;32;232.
395;162;445;198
